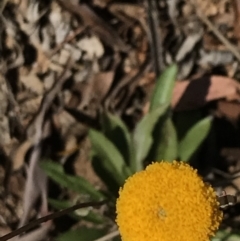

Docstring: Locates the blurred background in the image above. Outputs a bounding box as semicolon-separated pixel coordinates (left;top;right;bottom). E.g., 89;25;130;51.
0;0;240;240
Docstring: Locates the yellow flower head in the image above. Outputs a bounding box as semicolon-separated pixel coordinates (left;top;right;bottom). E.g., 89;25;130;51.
116;161;223;241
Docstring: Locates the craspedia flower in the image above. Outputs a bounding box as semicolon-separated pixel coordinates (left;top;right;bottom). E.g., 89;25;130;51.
116;161;223;241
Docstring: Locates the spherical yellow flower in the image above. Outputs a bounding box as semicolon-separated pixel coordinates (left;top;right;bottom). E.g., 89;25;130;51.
116;161;223;241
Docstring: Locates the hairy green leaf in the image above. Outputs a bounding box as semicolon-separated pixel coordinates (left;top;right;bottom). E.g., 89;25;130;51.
101;111;134;171
150;64;178;111
151;118;178;162
179;116;213;161
40;161;104;200
89;129;131;185
57;227;107;241
133;104;168;171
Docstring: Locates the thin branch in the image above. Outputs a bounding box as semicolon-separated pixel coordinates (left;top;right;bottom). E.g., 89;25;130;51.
144;0;164;76
56;0;129;52
0;0;8;13
0;200;107;241
19;58;72;228
49;26;86;58
189;0;240;62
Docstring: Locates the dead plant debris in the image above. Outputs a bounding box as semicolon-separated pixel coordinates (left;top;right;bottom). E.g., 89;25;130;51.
1;0;240;240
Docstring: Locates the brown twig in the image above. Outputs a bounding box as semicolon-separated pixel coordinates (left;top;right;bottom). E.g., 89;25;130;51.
105;54;152;112
144;0;164;76
56;0;129;52
0;200;107;241
19;58;72;228
116;57;152;114
49;26;86;58
189;0;240;62
232;0;240;41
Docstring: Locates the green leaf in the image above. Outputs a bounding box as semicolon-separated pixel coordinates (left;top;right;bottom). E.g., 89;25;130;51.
132;104;168;171
91;155;120;197
151;118;178;161
48;198;105;224
101;111;134;171
212;230;240;241
174;110;202;141
89;129;131;185
150;64;178;111
40;161;104;200
57;227;107;241
178;116;213;162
